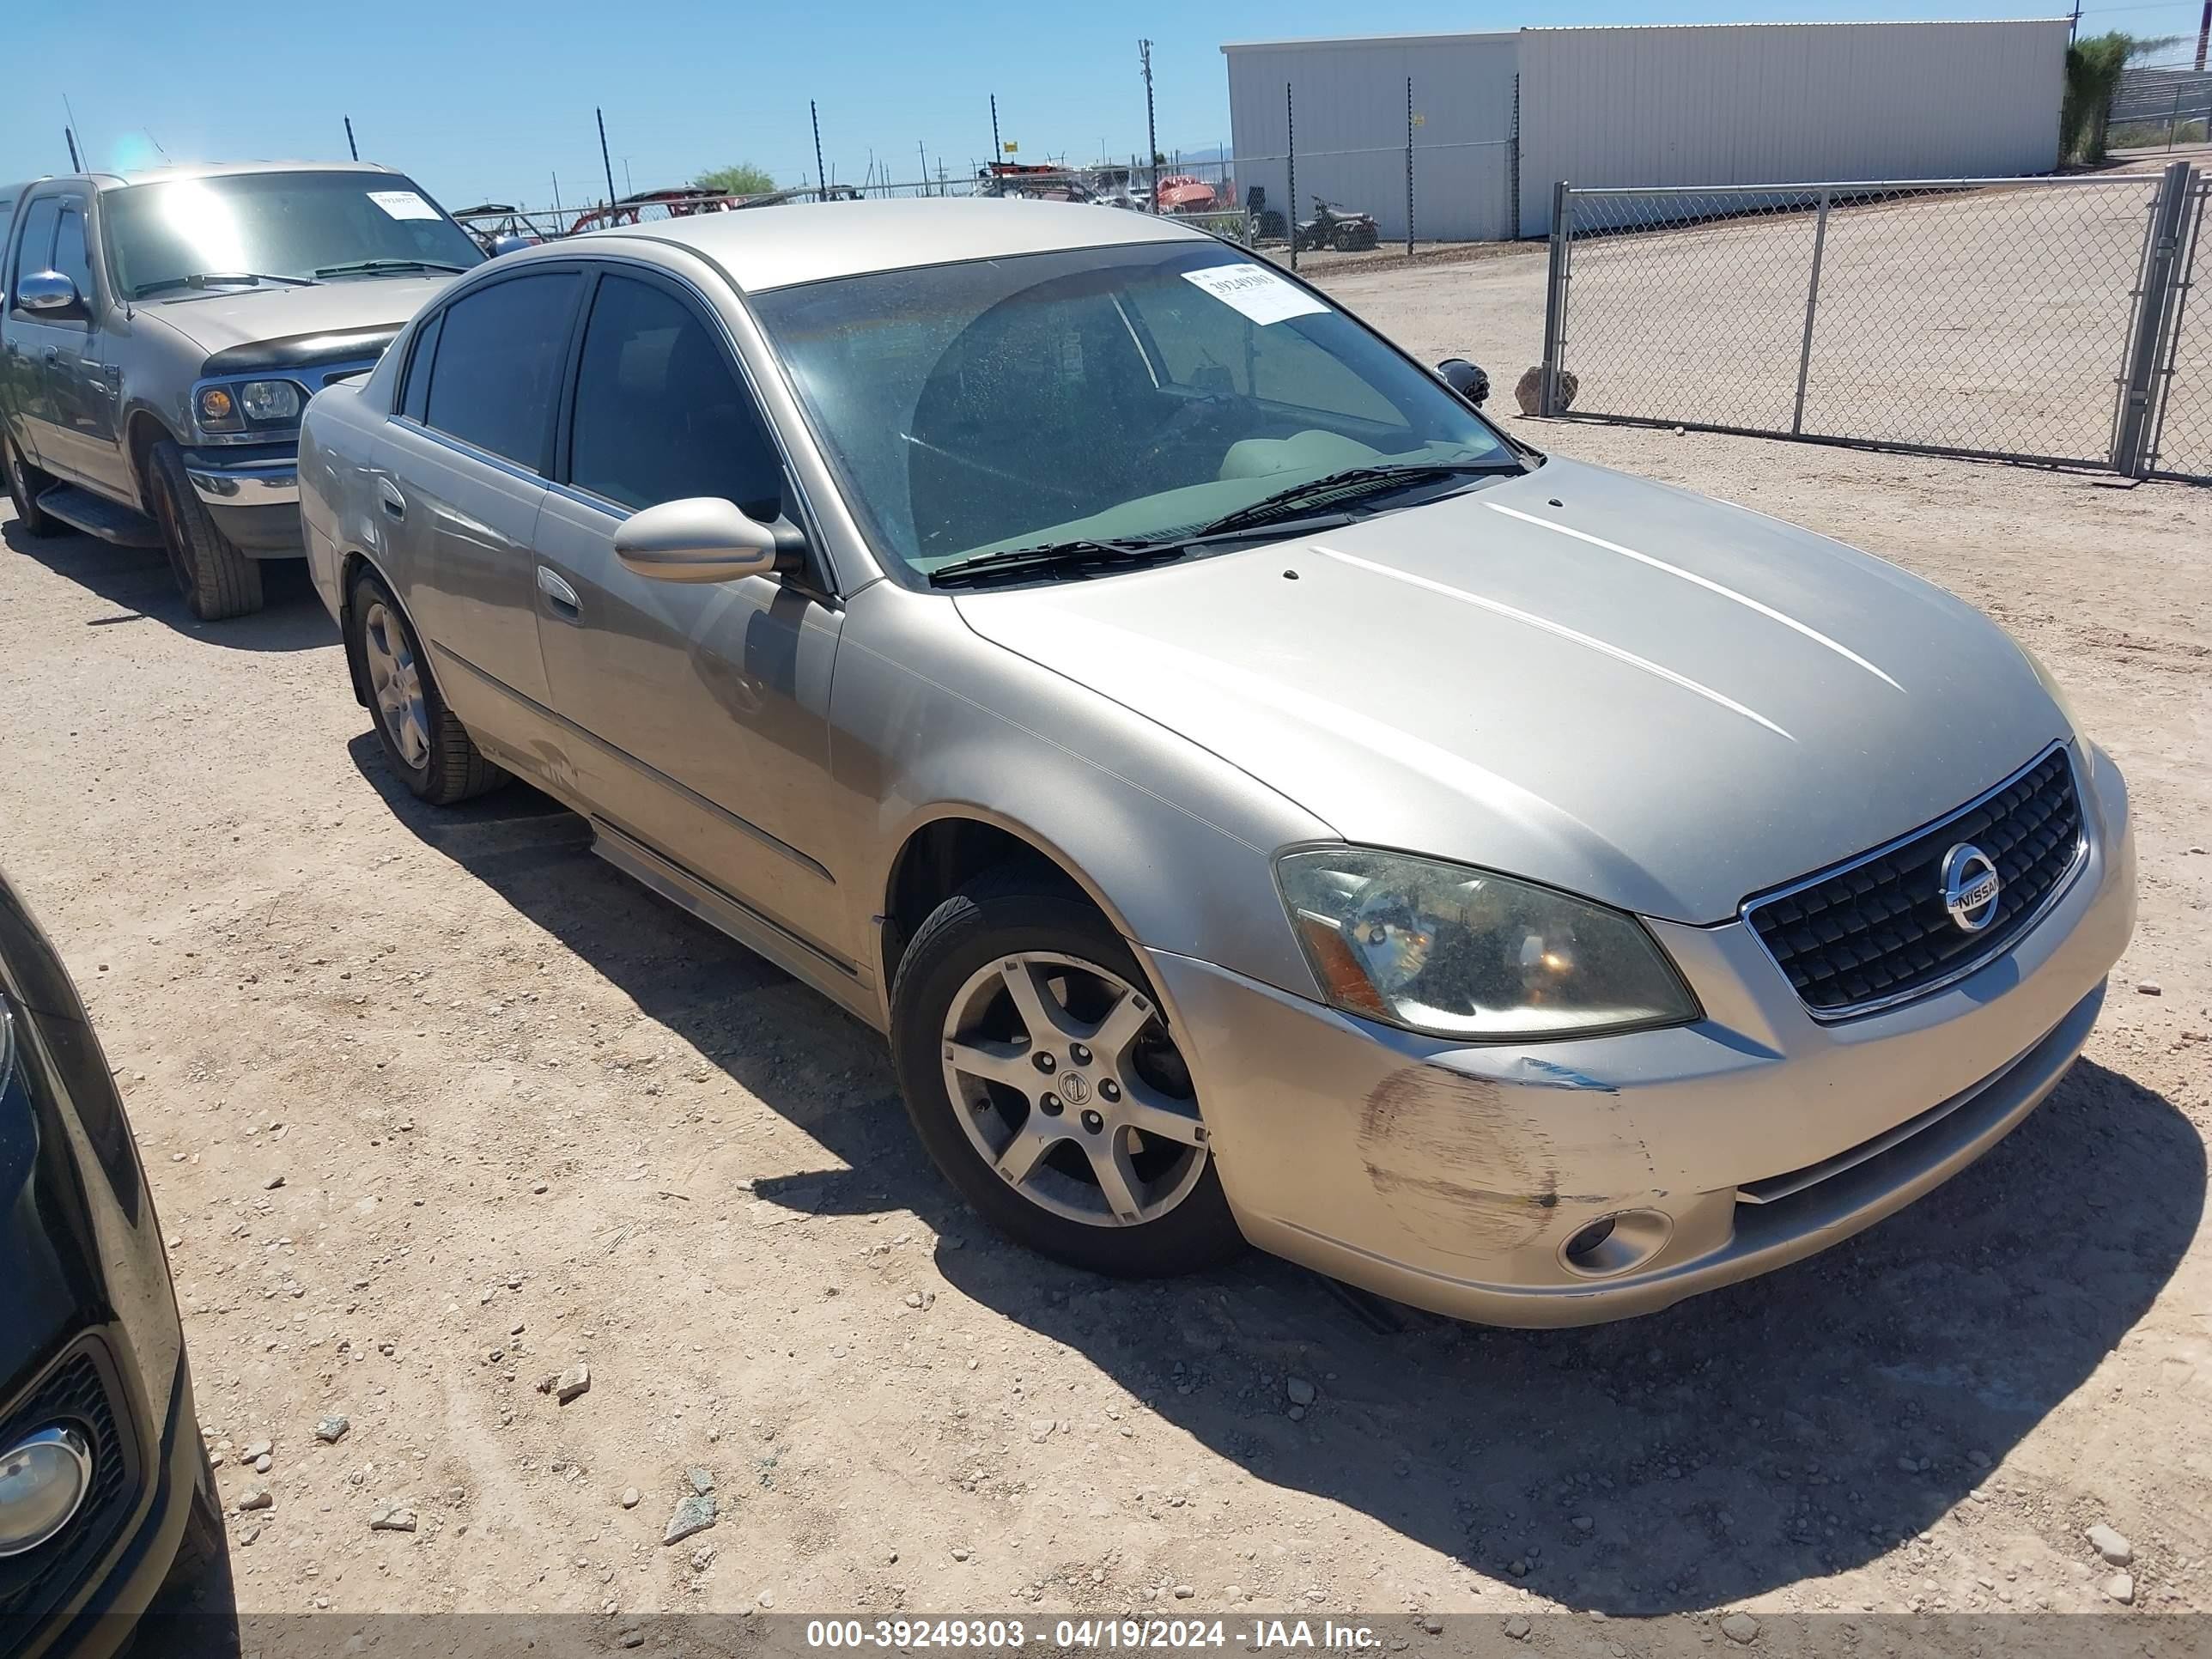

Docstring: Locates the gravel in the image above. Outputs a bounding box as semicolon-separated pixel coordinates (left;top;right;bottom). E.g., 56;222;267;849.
2087;1522;2134;1565
663;1493;716;1546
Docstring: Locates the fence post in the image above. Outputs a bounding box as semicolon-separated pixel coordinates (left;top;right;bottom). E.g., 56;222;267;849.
1539;180;1571;416
1510;74;1522;240
1286;83;1297;274
2114;160;2197;477
1790;187;1833;437
1406;78;1415;256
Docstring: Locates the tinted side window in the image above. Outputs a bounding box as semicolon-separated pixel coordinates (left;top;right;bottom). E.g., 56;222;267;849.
8;197;60;312
422;273;578;469
568;275;782;518
400;311;442;423
52;207;94;307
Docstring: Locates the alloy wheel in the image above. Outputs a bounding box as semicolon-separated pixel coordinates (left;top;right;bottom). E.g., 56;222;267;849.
361;600;431;768
939;951;1208;1227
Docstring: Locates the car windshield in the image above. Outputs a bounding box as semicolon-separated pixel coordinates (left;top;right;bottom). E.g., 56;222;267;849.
750;241;1517;579
102;171;483;299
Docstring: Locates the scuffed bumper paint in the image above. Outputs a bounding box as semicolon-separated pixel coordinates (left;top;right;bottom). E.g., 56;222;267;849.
1147;747;2136;1327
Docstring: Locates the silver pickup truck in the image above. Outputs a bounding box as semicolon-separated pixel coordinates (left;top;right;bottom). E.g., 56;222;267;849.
1;161;483;618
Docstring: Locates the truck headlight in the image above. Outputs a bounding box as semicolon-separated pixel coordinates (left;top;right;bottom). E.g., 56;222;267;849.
239;380;302;423
1276;848;1699;1041
196;386;241;432
0;1426;93;1558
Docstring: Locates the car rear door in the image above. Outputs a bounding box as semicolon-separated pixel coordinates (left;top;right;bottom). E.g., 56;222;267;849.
373;266;583;765
528;263;849;967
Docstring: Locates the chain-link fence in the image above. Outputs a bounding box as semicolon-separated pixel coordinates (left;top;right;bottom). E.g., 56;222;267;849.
1536;164;2209;483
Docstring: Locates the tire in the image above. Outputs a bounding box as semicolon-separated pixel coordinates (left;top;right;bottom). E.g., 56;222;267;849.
3;431;60;538
344;567;507;805
160;1442;229;1596
890;871;1246;1278
146;439;263;620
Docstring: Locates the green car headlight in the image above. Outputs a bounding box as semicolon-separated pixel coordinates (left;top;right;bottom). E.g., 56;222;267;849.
1276;848;1700;1042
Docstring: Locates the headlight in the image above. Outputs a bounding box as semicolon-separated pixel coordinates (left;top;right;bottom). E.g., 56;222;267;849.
0;1426;93;1558
239;380;302;423
1276;848;1699;1041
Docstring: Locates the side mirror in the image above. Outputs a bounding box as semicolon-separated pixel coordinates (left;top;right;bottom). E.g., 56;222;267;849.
16;270;85;318
1437;358;1490;407
489;234;537;258
614;497;795;584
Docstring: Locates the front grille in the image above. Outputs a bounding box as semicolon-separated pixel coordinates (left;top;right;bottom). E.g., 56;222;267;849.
0;1344;138;1628
1745;745;2084;1017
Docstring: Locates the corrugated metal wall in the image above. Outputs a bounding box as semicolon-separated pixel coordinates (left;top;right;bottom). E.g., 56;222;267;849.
1222;33;1520;242
1224;21;2070;242
1517;21;2069;234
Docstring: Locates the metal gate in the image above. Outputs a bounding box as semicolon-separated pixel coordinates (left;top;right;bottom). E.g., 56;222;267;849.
1535;162;2209;483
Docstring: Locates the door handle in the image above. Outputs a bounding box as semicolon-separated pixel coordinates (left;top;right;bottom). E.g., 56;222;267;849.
377;478;406;521
100;364;122;386
536;564;582;622
42;346;59;364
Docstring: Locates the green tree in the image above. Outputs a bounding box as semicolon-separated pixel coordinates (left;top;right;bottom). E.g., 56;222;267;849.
2063;33;2183;165
694;162;778;197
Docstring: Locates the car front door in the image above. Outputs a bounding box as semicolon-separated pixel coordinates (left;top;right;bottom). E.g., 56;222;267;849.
374;267;582;770
41;198;128;494
3;193;65;473
529;264;848;967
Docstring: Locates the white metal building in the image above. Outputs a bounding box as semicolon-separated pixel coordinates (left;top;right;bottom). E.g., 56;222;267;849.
1222;19;2072;242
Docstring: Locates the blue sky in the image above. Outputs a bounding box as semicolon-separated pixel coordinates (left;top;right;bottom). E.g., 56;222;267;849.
4;1;2203;212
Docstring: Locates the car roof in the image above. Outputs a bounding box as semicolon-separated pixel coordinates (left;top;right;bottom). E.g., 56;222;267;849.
56;161;399;193
583;197;1215;293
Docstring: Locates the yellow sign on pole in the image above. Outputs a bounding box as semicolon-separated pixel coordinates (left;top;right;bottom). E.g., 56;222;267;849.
1003;141;1018;154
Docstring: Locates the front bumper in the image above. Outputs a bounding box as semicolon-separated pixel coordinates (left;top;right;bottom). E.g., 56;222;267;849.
1152;745;2136;1327
181;448;301;558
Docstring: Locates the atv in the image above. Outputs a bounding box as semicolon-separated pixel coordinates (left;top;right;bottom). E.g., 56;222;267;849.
1293;198;1380;252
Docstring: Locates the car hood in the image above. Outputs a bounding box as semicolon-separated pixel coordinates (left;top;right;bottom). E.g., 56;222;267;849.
952;458;2068;924
142;273;458;358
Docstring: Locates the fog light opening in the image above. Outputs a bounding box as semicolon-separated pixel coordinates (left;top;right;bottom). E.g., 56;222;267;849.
0;1425;94;1559
1559;1208;1673;1279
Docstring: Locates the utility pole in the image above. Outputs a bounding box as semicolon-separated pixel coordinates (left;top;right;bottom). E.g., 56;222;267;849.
1139;39;1158;210
918;140;929;196
2069;0;2081;44
344;116;358;161
596;107;617;209
2196;0;2209;71
990;94;1003;166
65;128;81;171
551;172;564;228
811;100;826;198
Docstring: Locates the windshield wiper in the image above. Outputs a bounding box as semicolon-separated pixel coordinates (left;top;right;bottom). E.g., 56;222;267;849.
313;258;472;278
927;512;1357;590
1190;460;1519;537
132;271;319;298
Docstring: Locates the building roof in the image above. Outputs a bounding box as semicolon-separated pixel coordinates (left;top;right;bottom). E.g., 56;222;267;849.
580;197;1212;292
1222;17;2066;52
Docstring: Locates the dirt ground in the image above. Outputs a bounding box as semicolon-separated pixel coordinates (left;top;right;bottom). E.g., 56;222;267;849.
2;244;2209;1643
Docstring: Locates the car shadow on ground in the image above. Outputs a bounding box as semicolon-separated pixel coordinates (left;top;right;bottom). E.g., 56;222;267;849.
347;735;2202;1618
0;520;333;651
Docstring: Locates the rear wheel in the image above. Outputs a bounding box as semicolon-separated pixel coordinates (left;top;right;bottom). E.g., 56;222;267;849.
3;432;60;538
890;876;1245;1277
146;439;263;619
345;568;507;805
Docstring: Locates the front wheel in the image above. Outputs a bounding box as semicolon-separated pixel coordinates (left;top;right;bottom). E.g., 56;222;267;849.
146;439;263;619
3;432;60;538
890;878;1246;1278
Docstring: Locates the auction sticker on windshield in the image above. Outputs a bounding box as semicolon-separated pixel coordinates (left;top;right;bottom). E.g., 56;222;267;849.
368;190;441;221
1182;263;1327;325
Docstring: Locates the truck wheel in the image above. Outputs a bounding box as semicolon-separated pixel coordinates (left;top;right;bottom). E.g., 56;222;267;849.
890;871;1246;1279
345;567;507;805
147;439;264;620
3;433;61;538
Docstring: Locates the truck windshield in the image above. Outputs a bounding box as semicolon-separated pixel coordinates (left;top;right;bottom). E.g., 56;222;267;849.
750;241;1516;580
103;172;483;299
